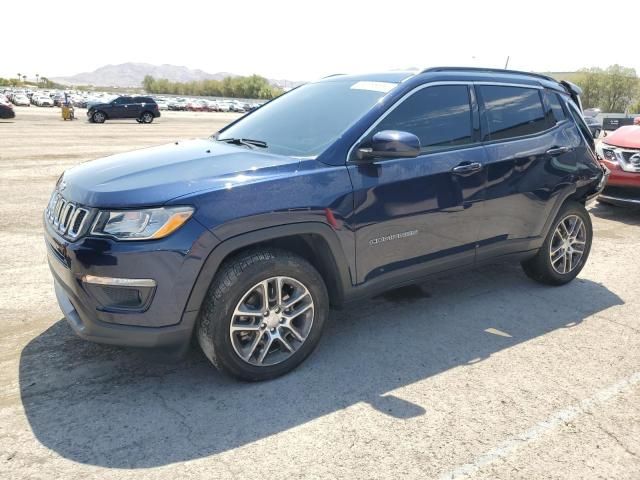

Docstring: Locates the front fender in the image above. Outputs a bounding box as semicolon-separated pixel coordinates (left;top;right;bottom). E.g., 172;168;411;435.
181;222;353;317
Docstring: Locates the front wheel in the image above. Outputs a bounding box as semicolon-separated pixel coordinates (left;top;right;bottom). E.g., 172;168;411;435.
521;201;593;285
91;111;106;123
197;249;329;381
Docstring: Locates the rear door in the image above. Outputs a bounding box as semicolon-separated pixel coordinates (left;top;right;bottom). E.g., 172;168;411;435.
133;97;155;117
348;83;487;284
475;84;578;260
124;96;141;118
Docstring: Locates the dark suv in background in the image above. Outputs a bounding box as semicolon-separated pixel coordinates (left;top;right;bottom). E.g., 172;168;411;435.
87;96;160;124
46;67;606;381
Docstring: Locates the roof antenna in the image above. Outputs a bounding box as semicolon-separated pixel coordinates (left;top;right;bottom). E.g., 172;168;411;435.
504;56;510;69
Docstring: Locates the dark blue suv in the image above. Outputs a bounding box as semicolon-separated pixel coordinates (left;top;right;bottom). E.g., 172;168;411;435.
45;67;607;380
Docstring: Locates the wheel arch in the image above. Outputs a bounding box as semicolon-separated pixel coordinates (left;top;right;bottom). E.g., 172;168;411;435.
539;184;578;241
183;223;353;316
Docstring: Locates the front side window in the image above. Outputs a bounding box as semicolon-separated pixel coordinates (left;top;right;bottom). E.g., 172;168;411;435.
370;85;473;153
113;97;133;105
479;86;547;141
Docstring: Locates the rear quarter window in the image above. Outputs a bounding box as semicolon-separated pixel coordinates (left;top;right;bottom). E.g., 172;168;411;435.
478;85;547;141
543;90;567;124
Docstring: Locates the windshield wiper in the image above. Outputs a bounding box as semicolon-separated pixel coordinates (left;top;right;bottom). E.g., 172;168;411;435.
218;137;268;149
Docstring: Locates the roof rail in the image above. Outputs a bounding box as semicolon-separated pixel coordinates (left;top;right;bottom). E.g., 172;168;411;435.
419;66;557;83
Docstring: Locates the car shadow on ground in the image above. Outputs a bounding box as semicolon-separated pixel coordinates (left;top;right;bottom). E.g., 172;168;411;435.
19;262;623;468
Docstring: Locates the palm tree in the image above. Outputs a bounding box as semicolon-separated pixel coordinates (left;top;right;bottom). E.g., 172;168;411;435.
36;74;40;85
22;75;26;83
17;73;21;83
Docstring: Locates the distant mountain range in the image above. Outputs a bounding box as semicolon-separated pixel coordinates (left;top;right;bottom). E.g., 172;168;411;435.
53;63;303;89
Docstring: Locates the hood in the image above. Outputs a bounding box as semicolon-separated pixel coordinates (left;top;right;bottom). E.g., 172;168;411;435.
603;126;640;150
61;138;300;208
88;101;109;110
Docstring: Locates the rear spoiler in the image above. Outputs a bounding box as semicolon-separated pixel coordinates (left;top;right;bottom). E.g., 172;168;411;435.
560;80;583;111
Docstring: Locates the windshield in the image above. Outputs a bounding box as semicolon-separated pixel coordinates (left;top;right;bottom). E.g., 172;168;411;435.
217;79;396;157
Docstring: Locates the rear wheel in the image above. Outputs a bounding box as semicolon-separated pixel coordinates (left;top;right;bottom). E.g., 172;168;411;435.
92;111;106;123
197;248;329;381
521;201;592;285
140;111;154;123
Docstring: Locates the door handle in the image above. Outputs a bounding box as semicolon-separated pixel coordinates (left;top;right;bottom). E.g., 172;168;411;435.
452;162;482;174
546;146;573;156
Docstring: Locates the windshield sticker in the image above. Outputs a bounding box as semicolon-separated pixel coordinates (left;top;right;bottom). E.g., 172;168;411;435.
350;81;396;93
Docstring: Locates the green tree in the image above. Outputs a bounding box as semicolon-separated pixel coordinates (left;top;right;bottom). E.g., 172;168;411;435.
141;74;283;99
572;65;639;112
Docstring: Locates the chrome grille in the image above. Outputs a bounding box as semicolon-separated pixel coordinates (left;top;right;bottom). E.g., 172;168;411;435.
620;149;640;171
603;147;640;173
46;192;89;238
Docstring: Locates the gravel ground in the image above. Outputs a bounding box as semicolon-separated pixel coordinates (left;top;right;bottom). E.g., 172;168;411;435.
1;106;639;479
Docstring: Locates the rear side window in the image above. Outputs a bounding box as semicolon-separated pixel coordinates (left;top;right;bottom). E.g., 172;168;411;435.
373;85;473;152
544;90;566;123
479;85;547;141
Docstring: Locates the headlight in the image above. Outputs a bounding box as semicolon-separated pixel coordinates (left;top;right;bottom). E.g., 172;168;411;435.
91;206;194;240
596;143;619;164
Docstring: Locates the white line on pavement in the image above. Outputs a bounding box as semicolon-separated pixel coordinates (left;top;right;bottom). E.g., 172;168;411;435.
438;371;640;480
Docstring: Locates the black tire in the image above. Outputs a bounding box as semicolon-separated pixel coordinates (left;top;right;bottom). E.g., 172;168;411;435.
197;248;329;381
140;111;154;123
521;201;593;285
92;111;106;123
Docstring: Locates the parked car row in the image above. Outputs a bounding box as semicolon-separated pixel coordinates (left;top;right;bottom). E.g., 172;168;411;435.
165;97;261;113
1;87;264;114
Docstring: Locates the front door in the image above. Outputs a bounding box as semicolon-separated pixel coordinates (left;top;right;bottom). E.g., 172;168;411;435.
348;84;487;284
110;97;132;119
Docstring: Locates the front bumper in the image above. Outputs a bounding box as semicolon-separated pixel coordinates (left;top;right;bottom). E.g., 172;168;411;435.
599;158;640;206
599;186;640;206
45;213;219;348
54;279;197;348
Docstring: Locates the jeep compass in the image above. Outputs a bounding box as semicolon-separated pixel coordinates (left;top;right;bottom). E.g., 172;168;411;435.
45;67;606;380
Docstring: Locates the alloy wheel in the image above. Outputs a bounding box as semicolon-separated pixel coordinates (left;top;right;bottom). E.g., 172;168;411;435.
549;214;587;274
229;276;314;366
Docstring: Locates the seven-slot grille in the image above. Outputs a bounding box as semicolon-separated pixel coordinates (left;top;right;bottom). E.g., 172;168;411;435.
46;192;90;238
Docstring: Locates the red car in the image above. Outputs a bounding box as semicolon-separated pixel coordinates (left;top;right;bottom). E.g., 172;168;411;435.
596;121;640;206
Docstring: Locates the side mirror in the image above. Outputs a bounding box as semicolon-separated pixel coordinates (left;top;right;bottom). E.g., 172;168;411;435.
356;130;421;161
